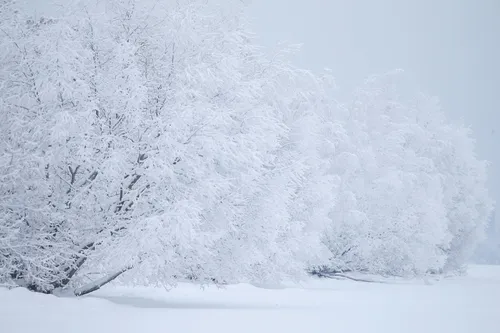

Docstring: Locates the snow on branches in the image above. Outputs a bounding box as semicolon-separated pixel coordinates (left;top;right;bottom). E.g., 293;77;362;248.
319;72;494;276
0;0;494;294
0;0;326;293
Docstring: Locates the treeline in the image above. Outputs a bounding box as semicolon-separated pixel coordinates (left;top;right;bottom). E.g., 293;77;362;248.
0;0;493;296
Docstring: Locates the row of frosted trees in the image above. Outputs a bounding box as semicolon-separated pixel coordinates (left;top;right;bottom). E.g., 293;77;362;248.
0;0;493;295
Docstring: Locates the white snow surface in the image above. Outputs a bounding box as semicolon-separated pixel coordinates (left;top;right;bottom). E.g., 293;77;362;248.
2;265;499;333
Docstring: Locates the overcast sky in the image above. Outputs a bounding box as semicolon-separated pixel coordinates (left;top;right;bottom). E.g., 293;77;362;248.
246;0;499;206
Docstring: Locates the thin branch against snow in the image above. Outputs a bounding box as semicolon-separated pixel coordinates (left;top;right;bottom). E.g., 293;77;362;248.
73;265;134;297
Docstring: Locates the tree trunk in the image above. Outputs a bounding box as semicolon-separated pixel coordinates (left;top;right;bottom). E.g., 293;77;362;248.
73;266;133;297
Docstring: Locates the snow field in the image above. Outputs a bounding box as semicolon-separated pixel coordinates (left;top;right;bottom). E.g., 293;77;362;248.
2;265;499;333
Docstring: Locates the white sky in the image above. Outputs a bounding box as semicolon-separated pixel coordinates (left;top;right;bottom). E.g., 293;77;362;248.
246;0;499;206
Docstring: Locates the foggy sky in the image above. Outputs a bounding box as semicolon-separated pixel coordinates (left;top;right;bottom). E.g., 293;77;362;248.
246;0;499;207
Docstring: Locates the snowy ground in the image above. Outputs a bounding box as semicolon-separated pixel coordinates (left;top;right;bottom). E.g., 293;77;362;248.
2;265;499;333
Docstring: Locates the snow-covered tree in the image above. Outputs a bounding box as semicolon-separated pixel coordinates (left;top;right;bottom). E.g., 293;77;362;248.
0;0;328;294
474;211;500;264
319;71;494;276
406;85;494;273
